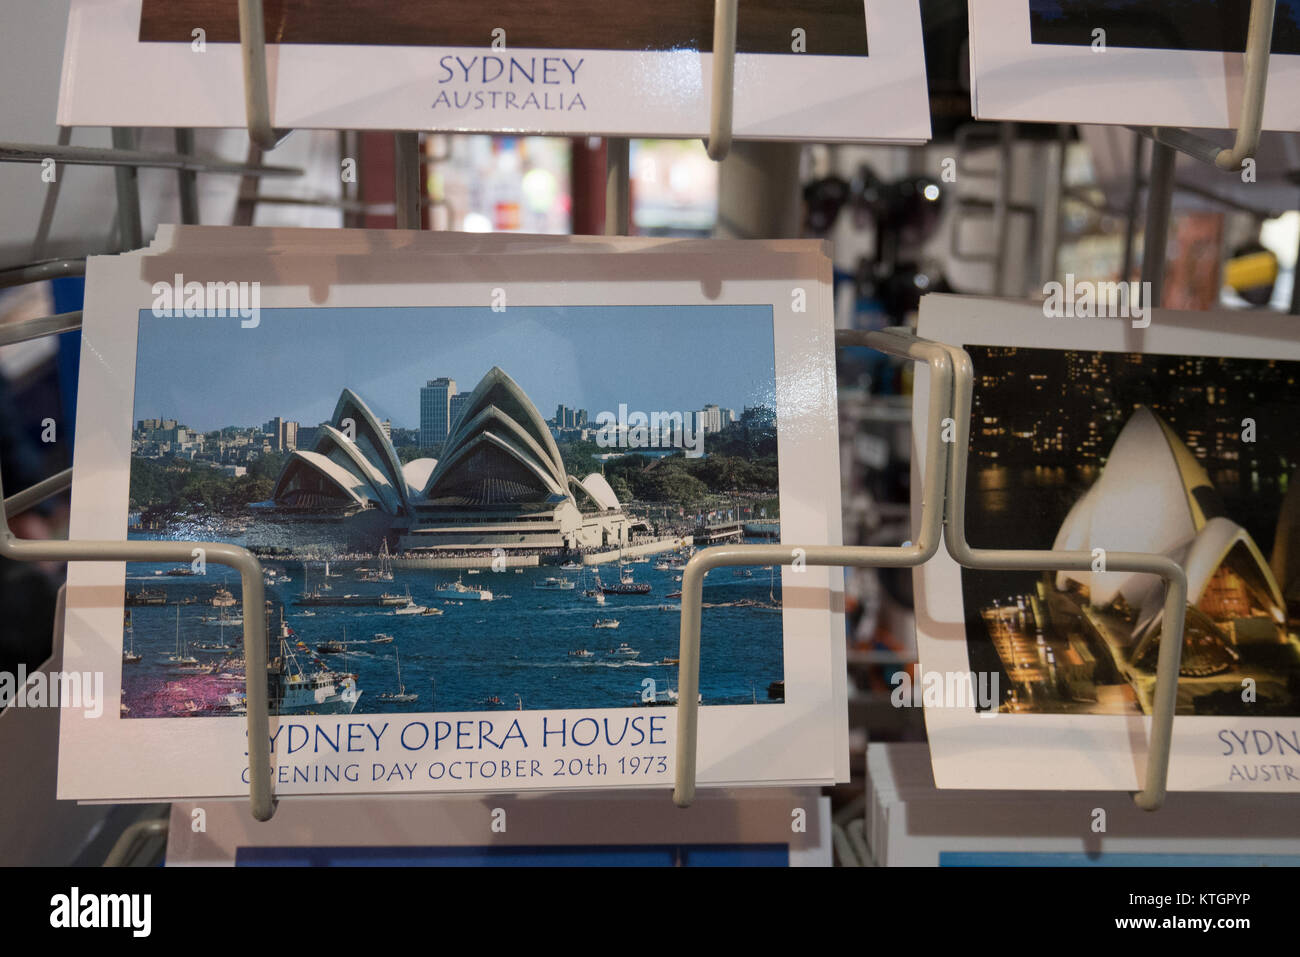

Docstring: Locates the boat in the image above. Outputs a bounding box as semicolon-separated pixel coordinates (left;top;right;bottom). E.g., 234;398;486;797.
480;695;503;707
122;618;142;664
298;609;316;617
210;587;237;607
358;541;394;582
192;618;237;654
160;605;200;669
666;591;682;599
372;633;395;644
419;607;444;616
267;611;360;715
175;661;216;675
602;564;651;595
593;618;620;629
376;648;418;703
560;561;583;571
734;568;754;578
534;576;576;590
316;640;348;654
393;585;428;615
432;574;493;601
466;568;480;575
610;642;639;657
568;649;595;658
653;561;673;571
295;586;408;607
657;657;680;666
125;587;166;606
324;560;342;579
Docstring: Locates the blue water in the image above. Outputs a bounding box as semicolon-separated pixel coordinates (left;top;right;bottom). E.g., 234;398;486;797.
120;555;784;715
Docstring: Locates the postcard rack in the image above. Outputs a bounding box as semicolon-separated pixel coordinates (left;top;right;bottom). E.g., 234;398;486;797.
0;0;1276;836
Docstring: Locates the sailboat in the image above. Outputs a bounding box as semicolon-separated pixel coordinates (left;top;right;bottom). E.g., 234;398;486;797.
377;647;418;703
122;612;141;664
160;605;199;668
358;540;394;581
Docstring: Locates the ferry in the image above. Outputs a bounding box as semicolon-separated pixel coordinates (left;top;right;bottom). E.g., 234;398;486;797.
534;576;576;591
603;564;650;595
125;587;166;606
432;575;494;601
210;587;237;607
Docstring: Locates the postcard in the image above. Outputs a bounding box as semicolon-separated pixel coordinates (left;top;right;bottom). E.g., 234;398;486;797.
970;1;1300;130
914;293;1300;791
57;232;844;800
59;0;930;142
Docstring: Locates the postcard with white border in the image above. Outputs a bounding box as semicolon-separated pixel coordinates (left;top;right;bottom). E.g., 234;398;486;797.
915;293;1300;792
57;236;845;801
970;1;1300;131
59;0;930;142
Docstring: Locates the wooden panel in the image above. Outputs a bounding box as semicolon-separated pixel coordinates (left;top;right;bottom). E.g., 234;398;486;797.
139;0;868;56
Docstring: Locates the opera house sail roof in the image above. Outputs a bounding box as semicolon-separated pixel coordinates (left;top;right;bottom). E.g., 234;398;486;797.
258;367;628;553
1049;406;1291;673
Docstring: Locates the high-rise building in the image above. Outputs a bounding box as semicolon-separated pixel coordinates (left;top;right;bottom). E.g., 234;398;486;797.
449;393;472;434
420;377;457;449
700;404;723;434
264;417;301;452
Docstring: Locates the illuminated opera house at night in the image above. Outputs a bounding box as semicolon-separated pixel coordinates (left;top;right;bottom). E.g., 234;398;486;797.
980;407;1300;716
252;367;632;555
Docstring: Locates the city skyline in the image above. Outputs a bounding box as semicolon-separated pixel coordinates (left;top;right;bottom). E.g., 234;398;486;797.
131;304;777;434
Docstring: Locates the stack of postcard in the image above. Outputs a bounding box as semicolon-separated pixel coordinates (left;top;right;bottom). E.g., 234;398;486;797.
969;1;1300;131
56;226;847;802
58;1;930;143
867;743;1300;866
914;293;1300;794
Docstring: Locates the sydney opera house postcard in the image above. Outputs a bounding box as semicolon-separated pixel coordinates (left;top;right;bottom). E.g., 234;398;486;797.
915;294;1300;791
57;235;845;801
59;0;930;142
969;1;1300;130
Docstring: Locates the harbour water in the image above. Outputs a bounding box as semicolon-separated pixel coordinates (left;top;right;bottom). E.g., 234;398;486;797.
120;550;784;717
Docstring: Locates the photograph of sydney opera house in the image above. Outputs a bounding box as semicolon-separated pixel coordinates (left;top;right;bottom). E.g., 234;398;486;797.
120;303;785;718
959;345;1300;717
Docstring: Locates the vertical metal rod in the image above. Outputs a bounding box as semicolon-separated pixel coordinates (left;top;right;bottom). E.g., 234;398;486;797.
1291;196;1300;315
238;0;289;150
1120;131;1145;282
1141;141;1176;307
394;131;422;230
992;122;1014;297
1038;125;1067;288
705;0;738;161
174;129;200;225
110;128;143;252
31;126;73;261
604;138;630;236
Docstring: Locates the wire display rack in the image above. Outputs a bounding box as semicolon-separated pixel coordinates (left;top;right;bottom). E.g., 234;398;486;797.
0;0;1280;837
